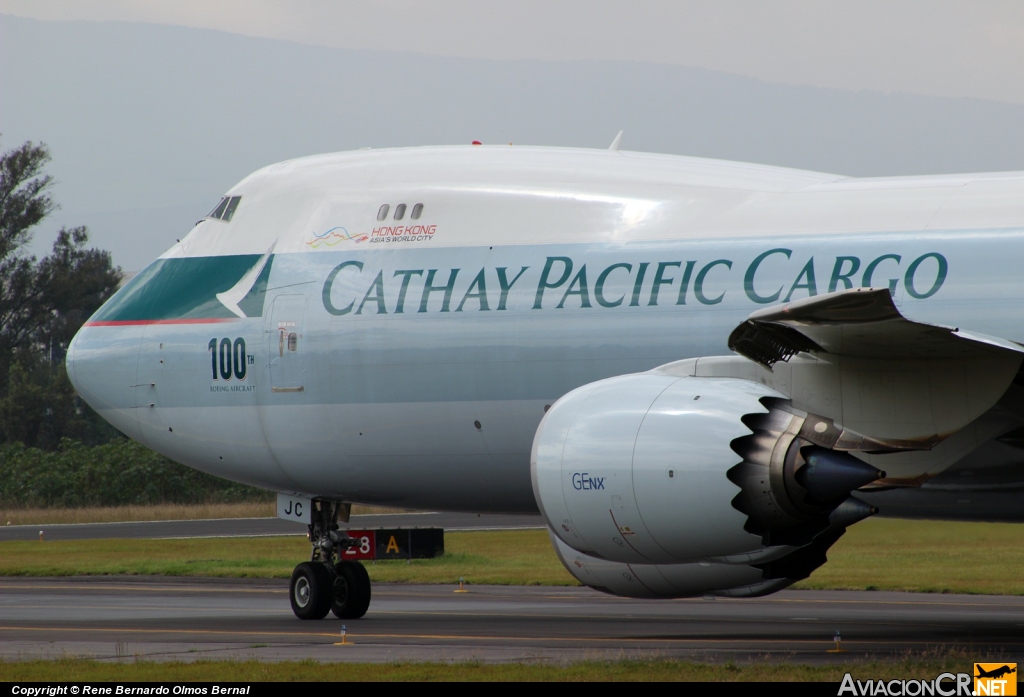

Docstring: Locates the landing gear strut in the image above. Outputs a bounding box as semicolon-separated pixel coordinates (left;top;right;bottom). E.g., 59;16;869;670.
289;500;371;620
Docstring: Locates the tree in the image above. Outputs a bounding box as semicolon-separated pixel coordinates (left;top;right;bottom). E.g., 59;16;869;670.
0;138;122;448
0;140;54;259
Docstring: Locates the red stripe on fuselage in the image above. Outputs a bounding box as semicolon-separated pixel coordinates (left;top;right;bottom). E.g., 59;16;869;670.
84;318;240;327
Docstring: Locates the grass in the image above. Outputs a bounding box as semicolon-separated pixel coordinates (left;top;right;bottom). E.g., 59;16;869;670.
0;529;576;584
0;502;407;525
0;654;995;681
0;517;1022;594
792;517;1024;595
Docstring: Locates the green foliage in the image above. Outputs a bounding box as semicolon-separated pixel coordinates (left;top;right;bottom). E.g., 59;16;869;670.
0;438;271;508
0;138;123;449
0;140;260;507
0;140;54;257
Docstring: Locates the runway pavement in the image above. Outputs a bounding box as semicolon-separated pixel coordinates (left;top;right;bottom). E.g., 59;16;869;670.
0;512;546;541
1;577;1022;664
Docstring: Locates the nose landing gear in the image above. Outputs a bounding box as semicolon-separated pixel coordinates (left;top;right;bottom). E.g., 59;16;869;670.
288;500;371;620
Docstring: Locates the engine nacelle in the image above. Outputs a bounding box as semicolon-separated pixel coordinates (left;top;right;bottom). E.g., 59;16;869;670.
549;497;875;598
531;374;882;567
548;530;787;599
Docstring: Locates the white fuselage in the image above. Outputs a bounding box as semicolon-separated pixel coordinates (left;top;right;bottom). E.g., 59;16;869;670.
67;146;1024;512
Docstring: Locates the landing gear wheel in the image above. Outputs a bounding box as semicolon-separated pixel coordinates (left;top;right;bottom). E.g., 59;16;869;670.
332;560;371;619
290;562;332;620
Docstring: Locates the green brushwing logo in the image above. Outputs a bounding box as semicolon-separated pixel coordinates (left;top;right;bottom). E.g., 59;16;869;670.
88;246;275;324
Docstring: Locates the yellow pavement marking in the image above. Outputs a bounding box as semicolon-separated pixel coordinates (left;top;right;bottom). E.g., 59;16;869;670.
0;625;340;639
756;597;1024;609
2;582;1021;610
0;583;286;594
2;582;1024;617
0;607;982;632
2;605;290;613
2;625;1022;648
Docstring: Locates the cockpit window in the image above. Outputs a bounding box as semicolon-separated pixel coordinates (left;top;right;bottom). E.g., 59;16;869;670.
222;196;241;222
207;196;242;222
210;197;230;219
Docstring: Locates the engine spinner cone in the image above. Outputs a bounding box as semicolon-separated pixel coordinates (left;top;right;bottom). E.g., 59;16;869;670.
796;448;885;504
827;496;878;528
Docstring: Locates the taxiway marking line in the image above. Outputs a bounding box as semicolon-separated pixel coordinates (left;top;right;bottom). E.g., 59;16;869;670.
0;605;293;612
366;610;1014;628
0;583;287;594
3;582;1024;613
0;513;447;529
0;608;1001;633
757;597;1024;608
3;582;1023;609
3;584;1021;613
2;625;1023;648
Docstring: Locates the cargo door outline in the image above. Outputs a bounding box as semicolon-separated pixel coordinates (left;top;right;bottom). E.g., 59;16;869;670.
268;294;306;393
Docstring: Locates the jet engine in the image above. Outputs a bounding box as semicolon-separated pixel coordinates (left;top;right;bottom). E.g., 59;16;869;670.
531;373;883;597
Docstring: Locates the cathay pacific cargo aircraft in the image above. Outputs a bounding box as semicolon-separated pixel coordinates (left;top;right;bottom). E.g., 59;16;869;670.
67;144;1024;620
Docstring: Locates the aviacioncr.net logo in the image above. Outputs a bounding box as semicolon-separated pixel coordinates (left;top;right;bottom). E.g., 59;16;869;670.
839;672;974;696
975;664;1017;696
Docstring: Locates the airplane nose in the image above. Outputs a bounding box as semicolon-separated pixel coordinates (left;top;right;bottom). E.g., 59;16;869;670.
65;331;78;392
65;323;145;441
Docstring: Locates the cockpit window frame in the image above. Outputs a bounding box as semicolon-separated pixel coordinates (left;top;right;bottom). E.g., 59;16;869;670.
209;197;230;220
207;195;242;222
222;196;241;222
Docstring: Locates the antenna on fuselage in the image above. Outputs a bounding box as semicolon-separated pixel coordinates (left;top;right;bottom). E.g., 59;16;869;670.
608;130;624;151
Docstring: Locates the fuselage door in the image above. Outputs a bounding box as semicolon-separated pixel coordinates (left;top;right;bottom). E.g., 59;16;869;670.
268;294;306;393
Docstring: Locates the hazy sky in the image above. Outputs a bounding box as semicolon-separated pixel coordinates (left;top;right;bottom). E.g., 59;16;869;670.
4;0;1024;104
5;4;1024;270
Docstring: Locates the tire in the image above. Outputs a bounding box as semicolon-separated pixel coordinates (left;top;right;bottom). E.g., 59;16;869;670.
290;562;332;620
332;560;371;619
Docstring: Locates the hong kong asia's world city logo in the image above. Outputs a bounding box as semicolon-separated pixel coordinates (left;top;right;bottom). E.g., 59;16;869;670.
306;227;369;248
307;224;437;248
